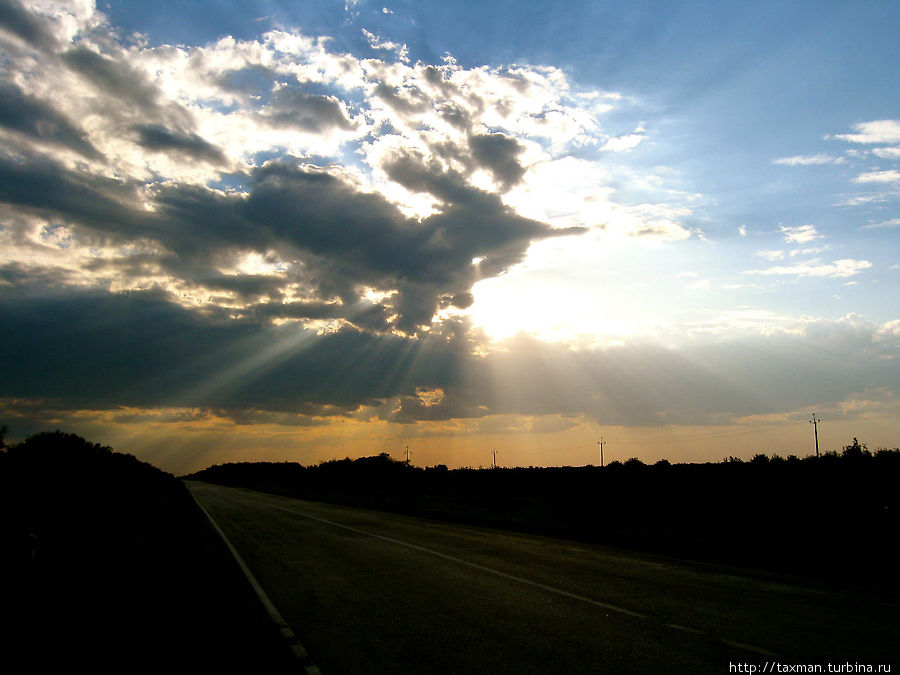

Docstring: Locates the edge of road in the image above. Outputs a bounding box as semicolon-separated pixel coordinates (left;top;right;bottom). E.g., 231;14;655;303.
191;491;323;675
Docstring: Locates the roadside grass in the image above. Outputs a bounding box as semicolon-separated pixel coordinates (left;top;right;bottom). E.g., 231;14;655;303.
1;431;297;672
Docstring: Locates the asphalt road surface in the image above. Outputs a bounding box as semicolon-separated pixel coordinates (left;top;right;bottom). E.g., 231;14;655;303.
188;482;898;674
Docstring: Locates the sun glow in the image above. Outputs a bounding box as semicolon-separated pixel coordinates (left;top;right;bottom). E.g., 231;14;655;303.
468;237;646;344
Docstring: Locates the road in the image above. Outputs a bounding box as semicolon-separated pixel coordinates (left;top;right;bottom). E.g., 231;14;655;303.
188;482;898;674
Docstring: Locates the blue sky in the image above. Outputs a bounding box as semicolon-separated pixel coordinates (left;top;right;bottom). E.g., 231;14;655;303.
1;0;897;472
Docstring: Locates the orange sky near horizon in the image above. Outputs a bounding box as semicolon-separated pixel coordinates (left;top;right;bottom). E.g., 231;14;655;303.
11;405;895;476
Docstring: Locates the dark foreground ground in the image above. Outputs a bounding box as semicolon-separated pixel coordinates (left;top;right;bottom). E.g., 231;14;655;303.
4;431;898;671
1;432;296;672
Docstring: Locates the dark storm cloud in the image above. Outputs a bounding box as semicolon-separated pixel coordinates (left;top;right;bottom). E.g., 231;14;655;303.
373;82;430;115
0;260;80;290
0;155;148;235
381;390;490;424
134;124;227;165
62;47;162;113
435;101;471;130
234;162;565;331
468;132;527;190
0;82;100;158
221;161;578;331
0;285;463;413
4;281;897;427
0;146;577;332
381;151;583;275
0;0;55;50
262;89;355;132
61;46;194;131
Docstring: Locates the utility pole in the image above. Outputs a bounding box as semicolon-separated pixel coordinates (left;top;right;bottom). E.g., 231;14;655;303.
405;445;411;465
810;412;821;458
598;438;605;468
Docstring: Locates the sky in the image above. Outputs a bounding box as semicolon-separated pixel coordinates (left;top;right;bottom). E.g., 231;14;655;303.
1;0;898;474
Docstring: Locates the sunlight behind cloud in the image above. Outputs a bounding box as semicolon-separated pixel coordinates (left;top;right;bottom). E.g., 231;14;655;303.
468;235;654;344
1;0;898;471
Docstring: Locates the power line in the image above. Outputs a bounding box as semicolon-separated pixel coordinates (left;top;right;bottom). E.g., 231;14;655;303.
810;412;822;458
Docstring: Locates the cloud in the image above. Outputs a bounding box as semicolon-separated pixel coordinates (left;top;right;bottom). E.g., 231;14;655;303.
2;283;897;430
0;284;453;414
362;28;409;63
832;119;900;145
756;250;785;262
0;148;581;333
0;81;100;158
61;46;174;121
834;193;892;207
772;154;843;166
601;126;645;152
5;0;820;442
779;224;821;244
467;132;527;190
744;258;872;279
854;169;900;184
861;218;900;230
261;89;356;132
2;4;630;335
134;124;227;165
872;147;900;160
0;154;150;237
0;0;58;50
501;157;694;242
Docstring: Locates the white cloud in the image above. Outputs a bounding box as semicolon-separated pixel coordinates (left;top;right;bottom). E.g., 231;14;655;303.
780;224;821;244
854;169;900;184
772;154;843;166
0;1;709;343
362;28;409;62
834;193;891;207
503;157;693;243
872;146;900;159
744;259;872;279
861;218;900;230
756;250;785;262
790;245;829;257
601;125;645;152
833;119;900;144
738;225;747;236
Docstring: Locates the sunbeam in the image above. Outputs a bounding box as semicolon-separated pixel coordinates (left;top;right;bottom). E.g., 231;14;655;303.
0;0;897;471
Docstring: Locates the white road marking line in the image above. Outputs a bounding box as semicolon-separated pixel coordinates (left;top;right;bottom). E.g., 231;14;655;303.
193;495;323;675
269;501;780;659
722;639;778;657
665;623;706;635
270;504;646;618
